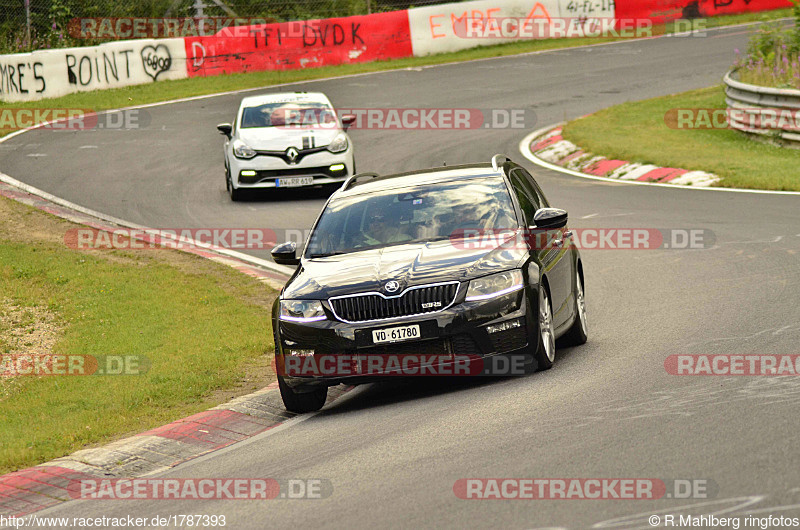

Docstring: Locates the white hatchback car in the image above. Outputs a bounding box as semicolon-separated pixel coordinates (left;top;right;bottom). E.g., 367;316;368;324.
217;92;355;201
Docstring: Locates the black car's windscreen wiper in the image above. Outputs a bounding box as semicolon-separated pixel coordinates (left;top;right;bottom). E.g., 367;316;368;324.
308;251;348;258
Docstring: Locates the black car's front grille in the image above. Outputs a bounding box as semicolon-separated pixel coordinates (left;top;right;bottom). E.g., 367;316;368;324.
329;282;460;322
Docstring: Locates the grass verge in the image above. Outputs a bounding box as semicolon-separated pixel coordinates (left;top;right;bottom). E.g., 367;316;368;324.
561;85;800;191
0;9;791;129
0;195;276;474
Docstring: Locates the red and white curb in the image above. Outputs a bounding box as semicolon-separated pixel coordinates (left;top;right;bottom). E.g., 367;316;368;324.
522;124;721;187
0;385;353;517
0;176;356;518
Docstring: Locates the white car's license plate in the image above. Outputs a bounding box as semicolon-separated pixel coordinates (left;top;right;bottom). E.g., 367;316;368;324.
372;324;420;344
276;177;314;187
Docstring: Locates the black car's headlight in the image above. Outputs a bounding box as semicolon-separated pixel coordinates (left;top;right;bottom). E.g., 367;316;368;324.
233;139;257;159
326;133;348;153
279;300;326;322
465;270;524;302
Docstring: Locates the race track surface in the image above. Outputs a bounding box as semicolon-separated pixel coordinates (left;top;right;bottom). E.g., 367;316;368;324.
3;25;800;529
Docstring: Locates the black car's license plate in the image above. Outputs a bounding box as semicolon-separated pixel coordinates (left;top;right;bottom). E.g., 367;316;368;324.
355;320;438;348
372;324;420;344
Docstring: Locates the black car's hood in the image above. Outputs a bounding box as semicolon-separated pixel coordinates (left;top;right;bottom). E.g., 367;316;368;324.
283;235;528;299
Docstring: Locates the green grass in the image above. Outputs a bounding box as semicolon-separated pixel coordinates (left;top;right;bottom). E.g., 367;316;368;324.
0;8;791;129
562;85;800;191
0;197;276;474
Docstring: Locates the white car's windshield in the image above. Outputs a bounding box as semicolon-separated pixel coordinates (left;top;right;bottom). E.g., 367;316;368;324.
240;102;337;128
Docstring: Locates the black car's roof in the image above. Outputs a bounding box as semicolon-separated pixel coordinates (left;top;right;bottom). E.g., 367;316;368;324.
335;164;506;198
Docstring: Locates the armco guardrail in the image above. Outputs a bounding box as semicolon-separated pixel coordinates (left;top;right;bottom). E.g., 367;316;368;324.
724;70;800;147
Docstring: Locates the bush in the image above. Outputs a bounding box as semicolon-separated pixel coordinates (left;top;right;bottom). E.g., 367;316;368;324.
734;2;800;89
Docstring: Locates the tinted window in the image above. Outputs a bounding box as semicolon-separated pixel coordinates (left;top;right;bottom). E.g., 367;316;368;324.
516;167;549;207
510;169;541;226
305;177;517;258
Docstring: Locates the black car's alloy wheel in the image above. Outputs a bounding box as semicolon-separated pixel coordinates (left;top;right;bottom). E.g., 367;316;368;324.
562;270;588;346
534;285;555;371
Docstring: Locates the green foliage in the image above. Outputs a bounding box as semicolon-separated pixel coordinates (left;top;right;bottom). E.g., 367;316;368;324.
735;4;800;88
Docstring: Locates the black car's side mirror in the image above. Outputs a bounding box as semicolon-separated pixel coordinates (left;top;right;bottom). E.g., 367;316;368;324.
217;123;232;138
341;114;356;130
272;241;300;266
533;208;568;229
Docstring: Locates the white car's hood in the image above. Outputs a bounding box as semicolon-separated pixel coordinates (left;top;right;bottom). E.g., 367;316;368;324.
236;127;342;151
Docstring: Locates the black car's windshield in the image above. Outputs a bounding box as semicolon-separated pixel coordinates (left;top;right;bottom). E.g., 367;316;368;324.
305;176;518;258
240;102;336;128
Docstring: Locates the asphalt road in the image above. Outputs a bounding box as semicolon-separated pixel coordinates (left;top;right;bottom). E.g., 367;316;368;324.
3;24;800;529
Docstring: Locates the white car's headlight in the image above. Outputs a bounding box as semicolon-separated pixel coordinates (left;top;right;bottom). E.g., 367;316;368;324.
280;300;326;322
326;133;348;153
233;139;257;159
465;270;524;302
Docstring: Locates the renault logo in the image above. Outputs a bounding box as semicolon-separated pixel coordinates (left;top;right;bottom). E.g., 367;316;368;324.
285;147;299;164
384;280;400;293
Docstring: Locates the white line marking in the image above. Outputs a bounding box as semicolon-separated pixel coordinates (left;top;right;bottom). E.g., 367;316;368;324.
519;124;800;196
26;153;46;157
79;145;98;149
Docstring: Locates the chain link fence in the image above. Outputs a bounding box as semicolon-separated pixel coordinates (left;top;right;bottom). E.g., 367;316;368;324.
0;0;462;54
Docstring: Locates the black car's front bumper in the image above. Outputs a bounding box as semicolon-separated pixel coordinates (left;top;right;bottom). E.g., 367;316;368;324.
275;288;539;391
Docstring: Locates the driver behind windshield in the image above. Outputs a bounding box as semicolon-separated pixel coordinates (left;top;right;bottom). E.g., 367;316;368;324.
359;205;412;247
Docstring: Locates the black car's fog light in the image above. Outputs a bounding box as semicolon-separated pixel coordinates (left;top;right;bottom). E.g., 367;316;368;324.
486;318;523;334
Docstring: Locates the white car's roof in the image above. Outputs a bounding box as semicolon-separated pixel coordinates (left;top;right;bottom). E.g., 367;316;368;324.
239;92;331;108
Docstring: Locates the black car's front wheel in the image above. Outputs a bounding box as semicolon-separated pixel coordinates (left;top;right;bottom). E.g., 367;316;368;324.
278;375;328;413
534;284;556;371
561;269;588;346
